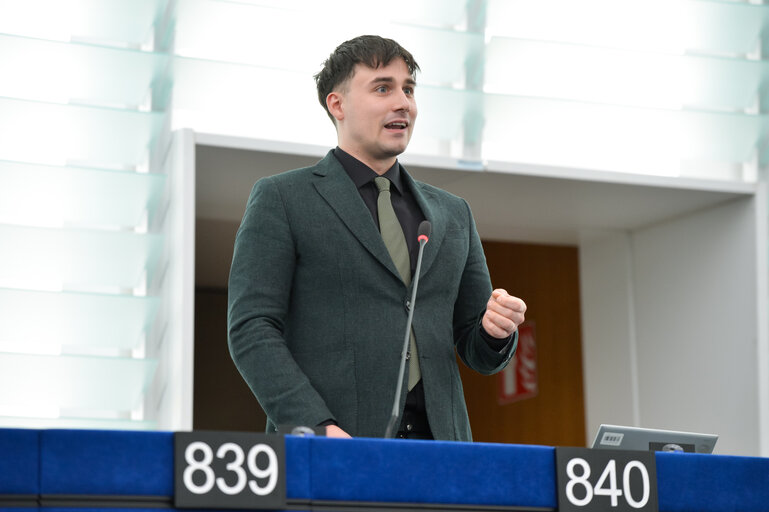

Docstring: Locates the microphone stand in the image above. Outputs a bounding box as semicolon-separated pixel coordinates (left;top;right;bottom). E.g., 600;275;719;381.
384;225;430;439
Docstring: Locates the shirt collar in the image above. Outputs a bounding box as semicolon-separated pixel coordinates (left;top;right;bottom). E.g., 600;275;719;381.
333;147;404;195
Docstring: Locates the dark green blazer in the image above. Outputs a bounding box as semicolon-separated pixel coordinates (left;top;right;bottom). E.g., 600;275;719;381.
227;151;516;441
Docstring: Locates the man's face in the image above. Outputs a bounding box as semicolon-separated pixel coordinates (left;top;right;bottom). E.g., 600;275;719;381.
329;58;417;172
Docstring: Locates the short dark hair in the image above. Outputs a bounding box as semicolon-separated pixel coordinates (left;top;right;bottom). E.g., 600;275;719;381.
314;35;420;121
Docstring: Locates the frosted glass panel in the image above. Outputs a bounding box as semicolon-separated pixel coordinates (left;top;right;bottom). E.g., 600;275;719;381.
0;225;163;293
0;34;170;109
0;0;165;47
175;0;475;86
408;86;472;159
209;0;468;29
175;0;382;69
0;288;159;353
389;0;468;28
0;352;157;411
483;95;765;179
0;98;164;169
393;27;482;88
0;0;174;430
0;415;156;430
486;0;769;56
0;160;166;229
485;37;768;112
172;58;335;147
174;56;471;156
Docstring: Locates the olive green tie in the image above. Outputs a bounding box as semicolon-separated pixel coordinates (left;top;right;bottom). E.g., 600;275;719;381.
374;176;421;390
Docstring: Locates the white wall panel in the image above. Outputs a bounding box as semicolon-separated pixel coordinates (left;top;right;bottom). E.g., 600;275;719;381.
579;233;639;444
632;197;759;456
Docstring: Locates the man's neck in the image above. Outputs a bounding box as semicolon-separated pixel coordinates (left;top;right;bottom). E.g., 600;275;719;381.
337;147;397;175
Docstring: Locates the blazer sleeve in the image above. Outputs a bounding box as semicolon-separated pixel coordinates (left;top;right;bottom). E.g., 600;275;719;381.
452;199;518;374
227;177;335;428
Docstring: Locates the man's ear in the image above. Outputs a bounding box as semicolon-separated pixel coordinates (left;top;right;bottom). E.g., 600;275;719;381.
326;91;344;122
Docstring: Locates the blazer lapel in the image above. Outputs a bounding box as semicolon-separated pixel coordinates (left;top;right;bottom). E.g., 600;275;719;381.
403;171;445;281
312;152;404;282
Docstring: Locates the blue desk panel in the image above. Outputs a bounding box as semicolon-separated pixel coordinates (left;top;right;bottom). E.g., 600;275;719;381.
0;428;39;495
1;429;768;511
656;451;769;512
311;437;556;507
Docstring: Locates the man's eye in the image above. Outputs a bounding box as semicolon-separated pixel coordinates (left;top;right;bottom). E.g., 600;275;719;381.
376;85;388;93
404;87;414;95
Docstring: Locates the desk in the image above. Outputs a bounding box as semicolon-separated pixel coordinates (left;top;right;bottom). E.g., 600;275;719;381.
1;428;768;511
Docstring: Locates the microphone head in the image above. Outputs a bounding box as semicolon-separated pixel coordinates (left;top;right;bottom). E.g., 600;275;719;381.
417;220;431;243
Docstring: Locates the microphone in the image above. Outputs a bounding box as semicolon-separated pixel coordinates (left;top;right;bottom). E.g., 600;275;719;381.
384;220;432;439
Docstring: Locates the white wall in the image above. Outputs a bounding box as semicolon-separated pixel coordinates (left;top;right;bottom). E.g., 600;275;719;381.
146;129;195;431
581;196;762;456
580;233;639;439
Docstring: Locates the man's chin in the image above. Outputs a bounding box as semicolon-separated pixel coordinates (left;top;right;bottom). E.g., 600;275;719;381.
379;142;410;158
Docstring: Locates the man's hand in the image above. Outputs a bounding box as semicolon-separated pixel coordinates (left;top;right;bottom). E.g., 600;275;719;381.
481;289;526;339
325;425;352;438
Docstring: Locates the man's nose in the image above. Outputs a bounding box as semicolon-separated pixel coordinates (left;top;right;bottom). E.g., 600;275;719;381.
393;90;411;112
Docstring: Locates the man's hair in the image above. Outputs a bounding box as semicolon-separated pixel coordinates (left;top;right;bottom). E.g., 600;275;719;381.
314;35;420;122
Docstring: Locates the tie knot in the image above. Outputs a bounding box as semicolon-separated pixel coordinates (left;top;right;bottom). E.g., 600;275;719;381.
374;176;391;193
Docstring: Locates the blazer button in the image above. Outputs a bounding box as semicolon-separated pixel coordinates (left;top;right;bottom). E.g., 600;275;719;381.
406;351;411;360
405;299;411;312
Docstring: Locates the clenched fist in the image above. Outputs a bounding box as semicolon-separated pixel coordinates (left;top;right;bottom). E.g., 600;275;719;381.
481;289;526;339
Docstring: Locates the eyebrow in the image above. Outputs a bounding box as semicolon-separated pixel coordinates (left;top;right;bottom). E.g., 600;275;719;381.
370;76;417;87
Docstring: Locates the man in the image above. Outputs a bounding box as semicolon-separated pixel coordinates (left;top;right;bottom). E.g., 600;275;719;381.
228;35;526;441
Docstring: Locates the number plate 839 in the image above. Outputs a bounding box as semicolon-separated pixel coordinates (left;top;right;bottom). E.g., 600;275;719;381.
174;431;286;510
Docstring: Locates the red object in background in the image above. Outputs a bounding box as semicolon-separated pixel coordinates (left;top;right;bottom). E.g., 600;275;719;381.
497;324;538;405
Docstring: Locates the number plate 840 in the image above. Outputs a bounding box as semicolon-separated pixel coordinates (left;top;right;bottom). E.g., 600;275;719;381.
555;447;658;512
